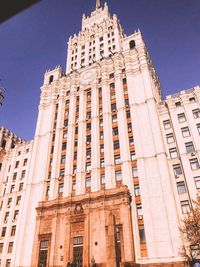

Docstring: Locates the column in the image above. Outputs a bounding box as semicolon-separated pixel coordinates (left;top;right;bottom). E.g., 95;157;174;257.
101;69;115;188
63;87;76;197
85;35;89;66
103;27;109;58
76;89;86;195
91;83;100;192
114;63;133;190
77;39;82;69
49;96;65;200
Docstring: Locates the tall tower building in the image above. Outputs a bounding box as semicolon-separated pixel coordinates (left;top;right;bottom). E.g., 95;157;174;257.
0;1;200;267
27;1;183;266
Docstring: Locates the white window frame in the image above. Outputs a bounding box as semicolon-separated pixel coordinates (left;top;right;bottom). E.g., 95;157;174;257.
169;148;178;159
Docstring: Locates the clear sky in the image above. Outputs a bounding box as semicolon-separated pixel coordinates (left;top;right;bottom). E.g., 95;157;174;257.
0;0;200;140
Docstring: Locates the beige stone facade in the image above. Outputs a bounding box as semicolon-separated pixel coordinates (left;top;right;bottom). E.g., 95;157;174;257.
31;186;135;267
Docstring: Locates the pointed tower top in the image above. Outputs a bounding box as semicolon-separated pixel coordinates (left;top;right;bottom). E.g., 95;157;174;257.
96;0;101;9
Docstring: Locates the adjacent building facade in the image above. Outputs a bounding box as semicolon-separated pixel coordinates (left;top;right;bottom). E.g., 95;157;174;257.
0;1;200;266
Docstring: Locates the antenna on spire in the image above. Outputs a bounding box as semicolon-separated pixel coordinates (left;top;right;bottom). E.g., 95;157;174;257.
96;0;101;9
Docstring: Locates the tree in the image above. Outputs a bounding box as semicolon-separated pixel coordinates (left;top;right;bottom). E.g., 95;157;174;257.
179;195;200;266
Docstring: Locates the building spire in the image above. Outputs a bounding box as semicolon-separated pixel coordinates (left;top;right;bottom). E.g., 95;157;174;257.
96;0;101;9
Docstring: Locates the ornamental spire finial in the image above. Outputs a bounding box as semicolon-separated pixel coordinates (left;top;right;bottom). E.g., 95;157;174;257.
96;0;101;9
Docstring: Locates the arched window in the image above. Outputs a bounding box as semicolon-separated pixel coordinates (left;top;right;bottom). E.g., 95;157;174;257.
129;40;136;50
49;75;54;84
1;139;6;149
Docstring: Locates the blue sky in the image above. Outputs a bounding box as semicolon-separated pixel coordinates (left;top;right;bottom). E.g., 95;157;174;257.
0;0;200;140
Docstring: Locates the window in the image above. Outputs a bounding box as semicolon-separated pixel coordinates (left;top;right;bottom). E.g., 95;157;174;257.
19;183;23;191
193;109;200;119
177;181;187;194
173;164;182;176
122;77;127;84
190;158;200;170
115;170;122;181
178;113;186;123
166;133;174;143
7;198;12;207
15;161;19;168
180;200;190;214
21;170;26;178
8;242;13;253
139;225;146;243
99;119;103;126
130;151;136;160
100;174;105;184
100;160;104;168
86;123;91;131
197;124;200;134
169;148;178;159
136;204;143;218
86;148;91;157
74;139;78;147
185;142;195;153
110;83;115;89
126;110;131;119
1;227;6;237
23;159;28;166
114;155;121;164
85;177;91;188
11;226;16;236
189;97;196;103
13;210;19;222
73;236;83;245
0;201;3;210
132;167;138;177
63;130;67;138
100;144;104;153
112;114;117;123
181;127;190;137
113;127;118;136
64;119;68;127
4;212;9;223
16;196;21;206
86;111;91;119
49;75;54;84
111;103;116;111
58;184;64;194
12;173;17;182
38;240;49;267
52;134;55;141
0;243;3;253
86;163;92;171
194;176;200;189
114;140;120;150
10;185;15;193
109;73;114;79
134;184;140;196
61;156;66;164
60;169;65;177
62;142;67;150
163;120;171;129
100;132;104;140
129;136;134;145
129;40;136;49
124;98;129;107
86;135;91;142
175;101;181;107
